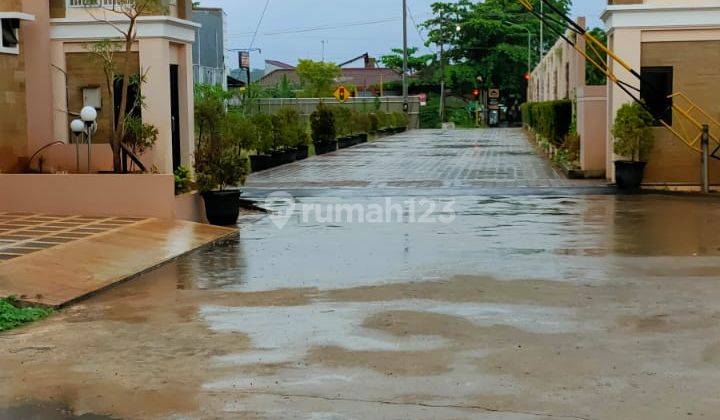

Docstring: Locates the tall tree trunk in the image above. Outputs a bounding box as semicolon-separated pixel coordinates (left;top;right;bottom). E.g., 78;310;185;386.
113;19;136;173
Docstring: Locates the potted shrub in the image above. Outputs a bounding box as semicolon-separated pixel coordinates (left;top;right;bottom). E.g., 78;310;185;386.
612;102;655;190
369;112;380;136
333;106;353;149
393;112;409;133
375;111;391;134
194;85;250;225
196;148;248;226
295;125;311;160
271;107;300;165
311;102;337;155
249;114;274;171
352;110;370;143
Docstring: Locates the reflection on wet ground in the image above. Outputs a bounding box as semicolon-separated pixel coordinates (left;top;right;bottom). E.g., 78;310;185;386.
2;192;720;419
177;194;720;292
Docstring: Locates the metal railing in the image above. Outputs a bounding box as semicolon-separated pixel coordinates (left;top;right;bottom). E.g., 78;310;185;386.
68;0;128;7
68;0;175;8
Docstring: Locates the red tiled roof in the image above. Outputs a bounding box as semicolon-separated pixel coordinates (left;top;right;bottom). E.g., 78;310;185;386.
265;60;295;69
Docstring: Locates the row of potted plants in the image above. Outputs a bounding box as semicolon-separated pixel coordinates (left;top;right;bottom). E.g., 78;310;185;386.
248;108;311;172
191;85;413;225
311;103;409;155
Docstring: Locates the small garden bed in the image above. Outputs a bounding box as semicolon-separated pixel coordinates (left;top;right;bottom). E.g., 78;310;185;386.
0;297;53;332
521;99;583;177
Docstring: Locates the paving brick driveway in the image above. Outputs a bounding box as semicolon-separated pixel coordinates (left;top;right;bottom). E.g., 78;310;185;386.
246;128;605;191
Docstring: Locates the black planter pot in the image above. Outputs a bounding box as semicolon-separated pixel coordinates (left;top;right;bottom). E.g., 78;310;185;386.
314;141;328;155
338;136;353;149
250;154;272;172
270;150;285;167
614;160;647;190
296;145;309;160
202;189;241;226
282;148;297;164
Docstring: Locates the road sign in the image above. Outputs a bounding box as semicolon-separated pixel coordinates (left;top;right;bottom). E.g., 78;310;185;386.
334;85;351;102
418;93;427;106
489;88;500;99
239;51;250;69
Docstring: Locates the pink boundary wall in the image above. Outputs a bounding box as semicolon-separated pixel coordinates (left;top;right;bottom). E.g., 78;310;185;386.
0;174;205;222
576;86;608;176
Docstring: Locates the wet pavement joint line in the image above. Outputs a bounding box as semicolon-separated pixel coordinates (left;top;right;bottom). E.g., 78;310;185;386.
232;391;594;420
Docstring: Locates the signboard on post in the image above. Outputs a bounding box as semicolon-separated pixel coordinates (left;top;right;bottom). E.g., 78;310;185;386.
334;85;351;103
239;51;250;69
489;88;500;99
418;93;427;106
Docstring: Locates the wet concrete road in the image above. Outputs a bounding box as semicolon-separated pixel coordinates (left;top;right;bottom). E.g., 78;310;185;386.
2;129;720;419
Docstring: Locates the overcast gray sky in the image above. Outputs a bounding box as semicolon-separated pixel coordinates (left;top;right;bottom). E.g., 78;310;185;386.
196;0;606;69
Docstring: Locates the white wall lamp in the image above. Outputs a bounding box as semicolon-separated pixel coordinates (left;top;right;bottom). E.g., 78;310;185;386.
80;106;98;174
70;118;85;173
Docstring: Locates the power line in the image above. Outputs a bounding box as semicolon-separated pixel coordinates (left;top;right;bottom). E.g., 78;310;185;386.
406;3;427;45
249;0;271;49
228;17;406;39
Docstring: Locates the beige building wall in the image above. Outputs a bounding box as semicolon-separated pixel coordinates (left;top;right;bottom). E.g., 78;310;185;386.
528;17;607;176
0;0;28;172
604;0;720;185
528;17;586;102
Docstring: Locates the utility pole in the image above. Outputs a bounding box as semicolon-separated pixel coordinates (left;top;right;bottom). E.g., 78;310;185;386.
540;1;544;56
402;0;409;110
439;43;445;122
321;40;326;62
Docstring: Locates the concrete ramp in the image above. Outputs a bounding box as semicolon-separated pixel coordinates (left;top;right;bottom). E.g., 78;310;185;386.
0;214;236;307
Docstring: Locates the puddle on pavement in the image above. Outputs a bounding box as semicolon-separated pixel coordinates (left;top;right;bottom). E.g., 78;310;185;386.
174;194;720;292
0;402;116;419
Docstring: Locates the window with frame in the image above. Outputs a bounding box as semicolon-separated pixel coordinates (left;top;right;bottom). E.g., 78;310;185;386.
641;66;673;126
0;18;20;54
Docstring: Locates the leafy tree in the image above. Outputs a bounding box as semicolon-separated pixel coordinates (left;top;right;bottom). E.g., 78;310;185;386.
380;47;435;74
421;0;571;99
266;75;298;98
296;59;341;98
585;27;607;86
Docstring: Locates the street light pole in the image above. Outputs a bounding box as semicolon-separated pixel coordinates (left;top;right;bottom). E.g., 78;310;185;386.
402;0;409;108
540;1;544;56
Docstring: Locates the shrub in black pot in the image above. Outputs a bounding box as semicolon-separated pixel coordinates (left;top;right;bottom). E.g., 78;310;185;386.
338;136;353;149
249;114;274;172
196;148;248;226
295;126;311;160
283;148;297;164
311;102;336;155
250;154;273;172
195;87;250;225
612;102;654;190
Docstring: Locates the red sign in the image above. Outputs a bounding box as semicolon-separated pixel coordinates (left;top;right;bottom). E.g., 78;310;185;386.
418;93;427;106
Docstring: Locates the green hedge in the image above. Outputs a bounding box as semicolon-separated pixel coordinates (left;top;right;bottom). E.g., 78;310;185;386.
520;100;572;145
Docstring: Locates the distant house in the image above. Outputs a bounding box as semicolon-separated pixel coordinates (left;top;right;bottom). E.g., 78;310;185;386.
191;7;227;87
259;56;402;96
264;59;295;76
